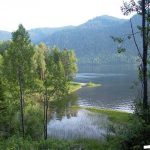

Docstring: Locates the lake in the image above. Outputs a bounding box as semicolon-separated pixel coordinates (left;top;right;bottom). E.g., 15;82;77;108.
75;64;139;112
47;64;140;139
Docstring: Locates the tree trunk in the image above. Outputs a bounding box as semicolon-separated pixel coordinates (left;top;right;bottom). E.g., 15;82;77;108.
142;0;148;110
44;83;48;140
45;85;48;139
43;95;46;139
18;72;25;138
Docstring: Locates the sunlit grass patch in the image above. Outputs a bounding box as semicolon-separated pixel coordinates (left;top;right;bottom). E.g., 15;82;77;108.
69;82;82;93
71;106;132;124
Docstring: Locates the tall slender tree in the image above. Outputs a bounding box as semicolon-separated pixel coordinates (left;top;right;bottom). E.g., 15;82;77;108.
121;0;149;112
141;0;148;110
3;24;34;138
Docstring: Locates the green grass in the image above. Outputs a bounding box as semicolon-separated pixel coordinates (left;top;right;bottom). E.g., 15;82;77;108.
72;106;132;124
87;107;131;124
74;139;112;150
69;82;82;93
0;137;74;150
0;137;117;150
68;81;101;94
86;81;101;87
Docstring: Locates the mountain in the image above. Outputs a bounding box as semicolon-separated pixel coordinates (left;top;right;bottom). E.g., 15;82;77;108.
28;26;74;44
0;26;74;43
43;15;142;64
79;15;127;29
0;30;11;41
0;15;142;64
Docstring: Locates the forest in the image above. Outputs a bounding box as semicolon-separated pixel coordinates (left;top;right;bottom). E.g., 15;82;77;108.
0;24;79;148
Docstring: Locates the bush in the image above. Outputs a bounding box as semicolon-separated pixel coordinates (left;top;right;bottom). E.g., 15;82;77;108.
24;104;43;140
113;102;150;150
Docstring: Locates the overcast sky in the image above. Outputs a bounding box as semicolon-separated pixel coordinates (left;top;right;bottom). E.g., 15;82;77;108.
0;0;131;31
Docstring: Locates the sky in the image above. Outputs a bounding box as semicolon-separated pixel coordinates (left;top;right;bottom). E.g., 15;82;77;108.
0;0;131;31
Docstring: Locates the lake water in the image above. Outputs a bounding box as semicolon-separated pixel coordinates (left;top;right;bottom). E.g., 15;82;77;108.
47;64;140;139
48;109;109;140
76;73;136;112
75;64;139;112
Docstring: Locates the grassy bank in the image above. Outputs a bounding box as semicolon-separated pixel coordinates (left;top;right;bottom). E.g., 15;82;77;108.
0;106;132;150
86;107;131;124
71;106;132;124
69;81;101;94
69;82;82;93
0;137;116;150
0;105;131;150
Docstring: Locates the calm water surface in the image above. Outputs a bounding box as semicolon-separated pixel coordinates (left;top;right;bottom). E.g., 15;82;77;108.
47;64;139;139
76;73;136;112
75;64;139;112
48;109;109;139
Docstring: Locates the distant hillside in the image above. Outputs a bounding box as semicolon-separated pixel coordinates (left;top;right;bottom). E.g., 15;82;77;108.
0;15;142;64
0;26;74;43
79;15;127;29
0;30;11;41
43;15;142;64
29;26;74;44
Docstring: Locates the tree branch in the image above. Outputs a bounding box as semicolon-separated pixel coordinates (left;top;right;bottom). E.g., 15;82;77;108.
130;19;143;59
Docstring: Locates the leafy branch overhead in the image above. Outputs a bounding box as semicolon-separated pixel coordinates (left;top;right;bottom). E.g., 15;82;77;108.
111;36;126;53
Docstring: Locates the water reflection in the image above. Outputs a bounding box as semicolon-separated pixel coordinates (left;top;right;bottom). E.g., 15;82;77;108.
48;109;108;139
47;64;139;139
49;93;78;121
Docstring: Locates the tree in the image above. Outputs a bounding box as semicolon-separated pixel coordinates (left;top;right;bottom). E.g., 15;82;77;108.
3;24;34;138
42;47;77;139
0;41;11;55
33;43;47;81
31;43;48;139
32;46;77;139
0;79;8;135
114;0;150;114
141;0;148;111
42;47;64;140
48;48;68;98
61;49;77;82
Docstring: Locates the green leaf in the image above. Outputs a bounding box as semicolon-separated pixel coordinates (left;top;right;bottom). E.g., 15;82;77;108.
127;35;131;39
117;47;126;53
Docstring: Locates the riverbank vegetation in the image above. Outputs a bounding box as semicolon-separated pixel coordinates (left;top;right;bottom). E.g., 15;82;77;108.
69;82;82;93
0;104;145;150
0;104;134;150
0;136;121;150
0;25;77;142
81;107;131;124
69;81;101;93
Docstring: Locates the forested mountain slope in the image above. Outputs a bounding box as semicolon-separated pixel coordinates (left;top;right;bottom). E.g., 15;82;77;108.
0;15;142;64
43;15;142;64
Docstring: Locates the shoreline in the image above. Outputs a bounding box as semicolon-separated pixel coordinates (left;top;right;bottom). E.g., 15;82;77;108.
69;81;101;93
71;105;132;124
